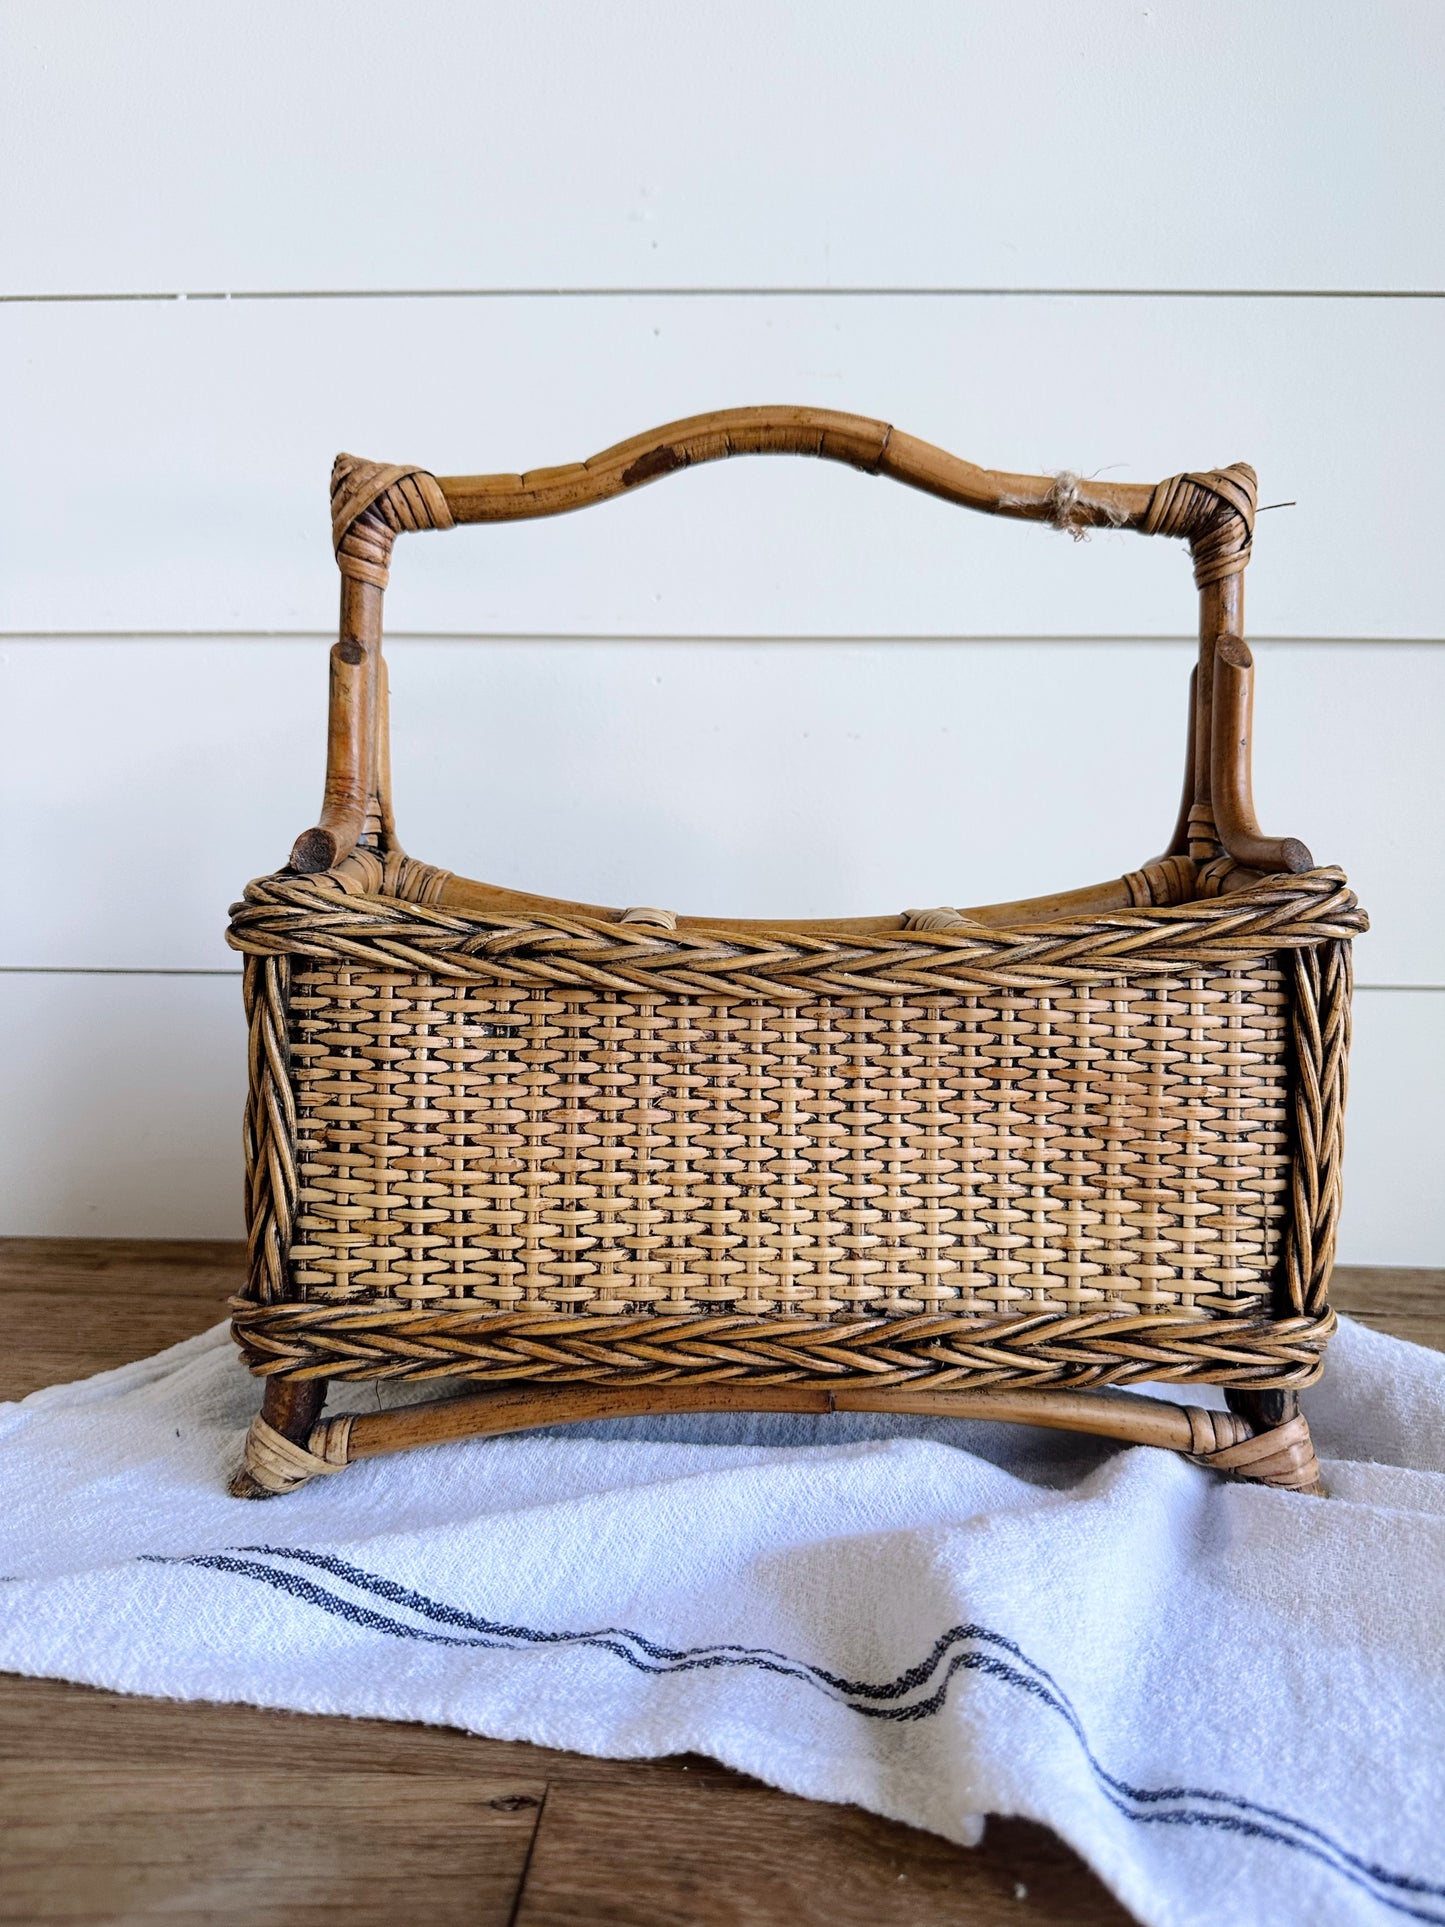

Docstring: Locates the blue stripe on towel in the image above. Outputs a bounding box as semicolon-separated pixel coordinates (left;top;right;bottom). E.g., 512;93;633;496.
153;1544;1445;1923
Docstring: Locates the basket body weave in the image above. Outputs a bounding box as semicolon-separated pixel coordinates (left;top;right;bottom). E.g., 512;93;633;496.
231;863;1357;1394
225;409;1365;1491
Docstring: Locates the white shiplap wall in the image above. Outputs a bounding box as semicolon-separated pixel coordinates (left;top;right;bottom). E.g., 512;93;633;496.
2;1;1441;1260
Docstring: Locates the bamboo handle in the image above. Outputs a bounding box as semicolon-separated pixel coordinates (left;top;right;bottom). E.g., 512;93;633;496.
290;415;1267;875
328;412;1258;586
434;406;1156;532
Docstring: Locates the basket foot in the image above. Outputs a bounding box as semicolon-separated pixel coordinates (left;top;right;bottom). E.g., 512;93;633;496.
1195;1389;1326;1497
229;1378;336;1499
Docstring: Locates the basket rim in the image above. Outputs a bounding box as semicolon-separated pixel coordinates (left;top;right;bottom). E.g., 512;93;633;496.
227;862;1364;997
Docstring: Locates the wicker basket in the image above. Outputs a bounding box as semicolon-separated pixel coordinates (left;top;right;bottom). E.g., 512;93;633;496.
227;408;1365;1500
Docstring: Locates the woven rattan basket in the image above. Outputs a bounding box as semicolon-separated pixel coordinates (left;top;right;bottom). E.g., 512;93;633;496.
227;407;1364;1500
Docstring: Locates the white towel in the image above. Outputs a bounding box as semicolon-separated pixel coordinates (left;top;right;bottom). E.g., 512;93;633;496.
2;1313;1442;1927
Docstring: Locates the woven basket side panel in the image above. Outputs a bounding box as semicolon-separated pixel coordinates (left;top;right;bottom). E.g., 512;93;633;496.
282;966;1292;1322
1280;939;1352;1317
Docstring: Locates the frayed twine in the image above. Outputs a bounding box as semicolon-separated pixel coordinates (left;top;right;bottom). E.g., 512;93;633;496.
999;473;1131;541
1045;471;1131;541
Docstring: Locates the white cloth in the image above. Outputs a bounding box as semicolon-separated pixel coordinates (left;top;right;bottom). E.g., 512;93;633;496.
2;1313;1443;1927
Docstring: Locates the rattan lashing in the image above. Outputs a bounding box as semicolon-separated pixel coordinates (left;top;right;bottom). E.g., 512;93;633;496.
227;408;1363;1499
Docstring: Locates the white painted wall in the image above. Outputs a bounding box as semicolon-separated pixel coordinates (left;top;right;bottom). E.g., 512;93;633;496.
2;2;1440;1260
5;2;1442;293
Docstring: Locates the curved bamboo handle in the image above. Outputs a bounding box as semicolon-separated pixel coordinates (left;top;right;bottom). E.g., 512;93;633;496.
294;413;1274;876
330;409;1258;582
434;406;1155;530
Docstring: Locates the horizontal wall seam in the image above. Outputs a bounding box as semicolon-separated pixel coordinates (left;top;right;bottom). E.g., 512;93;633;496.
0;968;245;978
3;287;1444;305
3;633;1442;648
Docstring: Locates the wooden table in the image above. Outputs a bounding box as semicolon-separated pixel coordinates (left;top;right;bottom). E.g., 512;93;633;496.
1;1240;1436;1925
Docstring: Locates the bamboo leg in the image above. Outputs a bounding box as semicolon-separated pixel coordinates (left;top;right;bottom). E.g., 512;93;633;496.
229;1377;330;1500
1226;1386;1296;1431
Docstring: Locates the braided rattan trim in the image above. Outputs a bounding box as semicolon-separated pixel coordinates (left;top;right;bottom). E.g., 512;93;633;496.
228;866;1364;997
230;1301;1335;1390
1282;940;1352;1317
241;953;296;1305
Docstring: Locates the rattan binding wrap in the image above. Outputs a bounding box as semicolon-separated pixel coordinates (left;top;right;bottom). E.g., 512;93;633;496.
227;409;1364;1495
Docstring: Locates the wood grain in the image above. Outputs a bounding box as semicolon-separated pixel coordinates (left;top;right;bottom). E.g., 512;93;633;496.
0;1767;545;1926
510;1778;1131;1926
1330;1267;1445;1353
0;1238;241;1400
0;1241;1438;1924
0;1677;1127;1927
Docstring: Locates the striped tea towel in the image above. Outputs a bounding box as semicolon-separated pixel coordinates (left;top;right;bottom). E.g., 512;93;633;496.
1;1312;1443;1926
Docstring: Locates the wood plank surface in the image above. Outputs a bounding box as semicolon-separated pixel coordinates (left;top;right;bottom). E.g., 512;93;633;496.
508;1777;1126;1927
0;1677;1125;1927
0;1240;1439;1923
0;1239;242;1399
1330;1267;1445;1353
0;1767;546;1926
